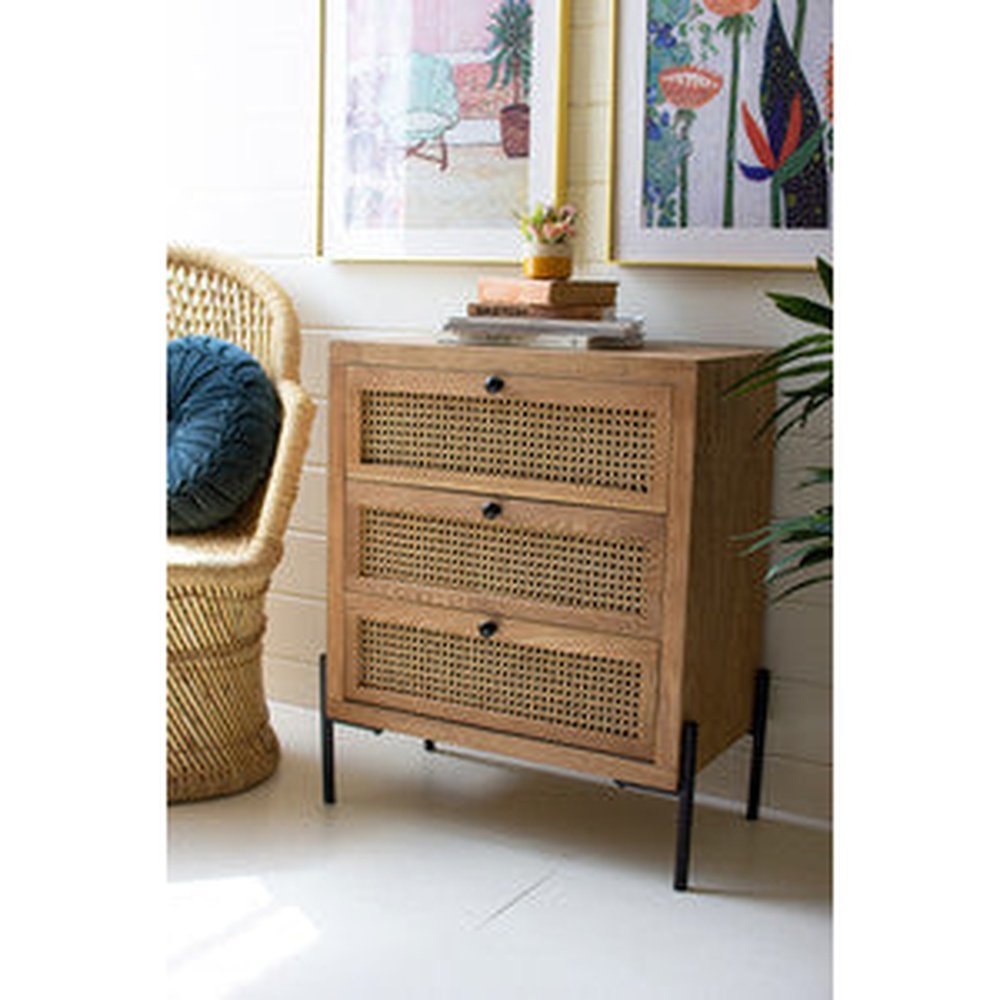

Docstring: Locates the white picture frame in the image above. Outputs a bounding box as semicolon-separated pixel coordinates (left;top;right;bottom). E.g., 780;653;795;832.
609;0;832;268
323;0;567;262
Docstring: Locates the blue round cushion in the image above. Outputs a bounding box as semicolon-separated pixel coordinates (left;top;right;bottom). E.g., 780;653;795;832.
167;336;281;534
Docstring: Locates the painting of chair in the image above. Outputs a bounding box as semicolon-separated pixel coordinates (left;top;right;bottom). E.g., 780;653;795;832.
387;51;460;170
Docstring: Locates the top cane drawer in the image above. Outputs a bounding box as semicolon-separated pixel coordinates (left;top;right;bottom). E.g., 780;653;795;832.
344;367;672;511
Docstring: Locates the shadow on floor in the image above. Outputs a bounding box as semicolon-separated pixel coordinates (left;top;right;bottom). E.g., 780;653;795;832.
169;707;831;905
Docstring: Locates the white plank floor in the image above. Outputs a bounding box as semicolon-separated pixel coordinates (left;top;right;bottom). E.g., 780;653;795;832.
168;703;832;999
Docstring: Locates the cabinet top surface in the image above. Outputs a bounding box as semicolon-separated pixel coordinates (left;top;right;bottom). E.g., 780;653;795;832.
329;336;768;374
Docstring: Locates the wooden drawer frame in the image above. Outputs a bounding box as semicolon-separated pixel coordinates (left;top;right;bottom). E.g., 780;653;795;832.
345;481;665;637
342;594;660;760
344;365;673;512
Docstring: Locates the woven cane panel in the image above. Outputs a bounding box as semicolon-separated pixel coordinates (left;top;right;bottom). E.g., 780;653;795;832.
167;261;273;375
360;508;649;618
356;618;646;743
359;390;659;496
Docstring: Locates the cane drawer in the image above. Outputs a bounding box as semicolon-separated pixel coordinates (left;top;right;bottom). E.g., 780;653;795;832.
343;595;660;760
345;482;665;637
344;366;672;511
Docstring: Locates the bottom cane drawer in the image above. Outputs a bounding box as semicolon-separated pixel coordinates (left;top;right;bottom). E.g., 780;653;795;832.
343;595;660;760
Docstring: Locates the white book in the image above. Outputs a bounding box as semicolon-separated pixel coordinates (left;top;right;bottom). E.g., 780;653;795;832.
438;330;645;351
441;314;645;340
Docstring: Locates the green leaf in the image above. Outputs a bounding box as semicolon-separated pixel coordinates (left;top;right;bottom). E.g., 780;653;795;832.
772;573;832;601
798;545;833;566
486;54;503;89
816;257;833;300
798;466;832;487
765;541;832;583
725;335;832;397
773;124;825;189
761;361;833;382
739;531;777;555
764;332;833;360
729;253;834;597
764;387;833;441
774;410;829;442
737;506;831;556
739;341;833;379
751;359;833;390
765;293;833;329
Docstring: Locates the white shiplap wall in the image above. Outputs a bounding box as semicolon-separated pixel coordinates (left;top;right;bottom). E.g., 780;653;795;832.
167;0;832;823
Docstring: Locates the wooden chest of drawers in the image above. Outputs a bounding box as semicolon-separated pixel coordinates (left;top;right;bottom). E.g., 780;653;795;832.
323;338;774;887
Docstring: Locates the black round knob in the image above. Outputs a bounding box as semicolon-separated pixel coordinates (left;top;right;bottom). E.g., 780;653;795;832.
484;374;505;394
481;501;503;520
478;620;498;639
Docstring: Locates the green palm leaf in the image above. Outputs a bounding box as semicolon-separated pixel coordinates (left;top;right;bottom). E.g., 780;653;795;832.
728;258;833;598
817;257;832;298
766;293;832;329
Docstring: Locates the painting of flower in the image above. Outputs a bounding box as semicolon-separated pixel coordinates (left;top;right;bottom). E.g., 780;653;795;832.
627;0;832;262
657;65;723;226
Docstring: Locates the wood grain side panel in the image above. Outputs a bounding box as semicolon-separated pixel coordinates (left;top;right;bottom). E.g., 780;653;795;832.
653;368;698;780
681;356;774;768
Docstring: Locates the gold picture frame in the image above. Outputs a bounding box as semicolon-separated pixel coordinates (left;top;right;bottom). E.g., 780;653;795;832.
320;0;568;263
607;0;832;269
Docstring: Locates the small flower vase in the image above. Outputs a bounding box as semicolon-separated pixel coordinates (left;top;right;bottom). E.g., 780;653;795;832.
523;241;573;280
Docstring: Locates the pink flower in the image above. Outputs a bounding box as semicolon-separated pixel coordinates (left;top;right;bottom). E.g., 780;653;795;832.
703;0;760;14
518;202;579;245
658;66;724;110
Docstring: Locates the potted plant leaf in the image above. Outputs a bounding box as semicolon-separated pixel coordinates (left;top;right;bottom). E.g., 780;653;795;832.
728;257;833;599
485;0;532;158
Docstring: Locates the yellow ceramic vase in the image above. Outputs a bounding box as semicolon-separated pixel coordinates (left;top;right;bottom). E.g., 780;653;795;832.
523;241;573;280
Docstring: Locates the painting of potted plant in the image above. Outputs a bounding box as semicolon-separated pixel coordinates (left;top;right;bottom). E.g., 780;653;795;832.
485;0;532;158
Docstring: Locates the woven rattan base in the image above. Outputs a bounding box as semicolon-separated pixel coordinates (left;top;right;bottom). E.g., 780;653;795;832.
167;614;280;804
168;720;279;803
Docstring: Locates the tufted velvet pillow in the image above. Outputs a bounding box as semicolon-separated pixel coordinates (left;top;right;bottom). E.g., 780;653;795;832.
167;336;280;534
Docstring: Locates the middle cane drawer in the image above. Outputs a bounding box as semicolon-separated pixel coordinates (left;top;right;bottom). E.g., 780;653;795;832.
345;482;665;638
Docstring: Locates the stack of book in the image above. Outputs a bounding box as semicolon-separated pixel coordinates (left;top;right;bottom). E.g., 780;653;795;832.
440;277;644;350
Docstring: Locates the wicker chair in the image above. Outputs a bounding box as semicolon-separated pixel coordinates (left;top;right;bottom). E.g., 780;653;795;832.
167;246;315;803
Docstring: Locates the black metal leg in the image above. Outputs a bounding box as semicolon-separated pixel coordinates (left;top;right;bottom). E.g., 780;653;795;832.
319;653;336;805
673;720;699;891
746;667;771;821
423;739;437;752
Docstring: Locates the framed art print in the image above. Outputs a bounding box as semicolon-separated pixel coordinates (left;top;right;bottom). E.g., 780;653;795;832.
323;0;568;261
609;0;832;267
